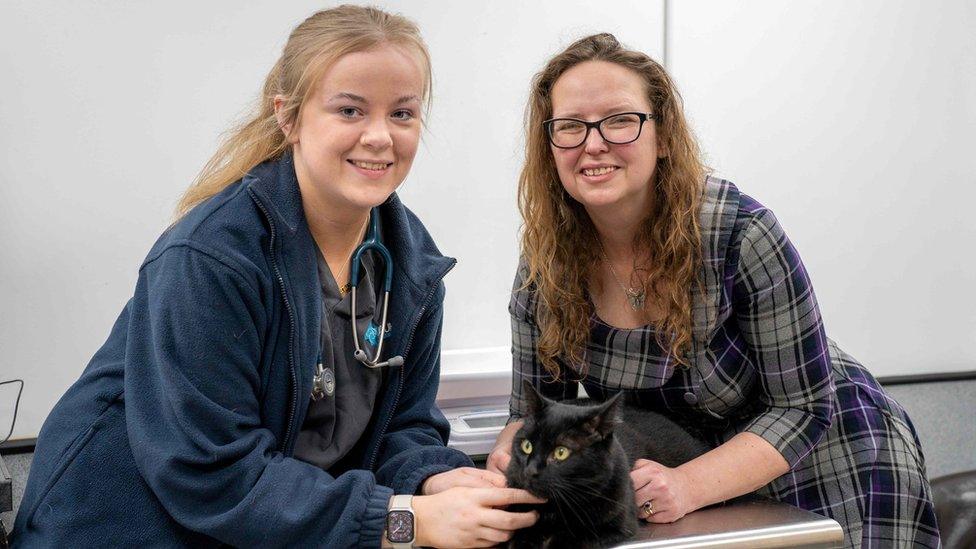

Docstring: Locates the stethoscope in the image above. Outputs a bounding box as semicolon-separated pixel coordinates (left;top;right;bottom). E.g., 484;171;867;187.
350;207;403;369
312;207;403;401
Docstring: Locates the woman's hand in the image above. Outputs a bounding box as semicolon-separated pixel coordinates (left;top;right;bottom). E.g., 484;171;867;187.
422;467;506;495
630;459;696;523
486;421;523;475
413;487;544;548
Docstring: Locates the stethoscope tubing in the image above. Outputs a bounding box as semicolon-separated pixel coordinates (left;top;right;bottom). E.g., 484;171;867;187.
349;208;393;293
350;207;402;369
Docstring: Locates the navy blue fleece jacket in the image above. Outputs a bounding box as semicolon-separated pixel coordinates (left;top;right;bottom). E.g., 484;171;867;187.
13;154;472;547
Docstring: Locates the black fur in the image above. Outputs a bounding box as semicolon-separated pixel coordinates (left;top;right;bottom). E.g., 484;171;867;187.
505;381;712;548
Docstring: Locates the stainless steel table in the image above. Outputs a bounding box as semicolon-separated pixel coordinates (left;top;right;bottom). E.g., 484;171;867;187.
613;499;844;548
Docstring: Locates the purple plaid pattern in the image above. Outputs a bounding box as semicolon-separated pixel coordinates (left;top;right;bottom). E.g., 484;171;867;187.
509;178;940;548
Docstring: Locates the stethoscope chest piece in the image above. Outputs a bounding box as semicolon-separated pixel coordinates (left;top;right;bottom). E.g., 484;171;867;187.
311;363;336;400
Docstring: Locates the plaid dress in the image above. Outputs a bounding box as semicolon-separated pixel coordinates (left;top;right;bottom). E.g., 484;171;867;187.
508;177;941;548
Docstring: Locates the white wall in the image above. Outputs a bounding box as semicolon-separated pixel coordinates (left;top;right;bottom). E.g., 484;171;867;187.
668;0;976;373
1;1;973;440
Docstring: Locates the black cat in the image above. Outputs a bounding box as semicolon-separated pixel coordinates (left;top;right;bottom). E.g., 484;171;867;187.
505;381;712;548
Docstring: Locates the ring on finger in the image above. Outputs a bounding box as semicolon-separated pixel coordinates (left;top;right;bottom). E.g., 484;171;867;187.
641;500;655;517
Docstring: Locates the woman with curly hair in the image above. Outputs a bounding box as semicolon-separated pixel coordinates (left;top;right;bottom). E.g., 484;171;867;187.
487;33;939;548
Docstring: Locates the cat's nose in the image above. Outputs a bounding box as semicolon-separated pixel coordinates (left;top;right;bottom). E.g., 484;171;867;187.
525;463;539;477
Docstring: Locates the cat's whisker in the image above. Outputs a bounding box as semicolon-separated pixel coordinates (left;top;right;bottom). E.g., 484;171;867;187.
551;491;595;534
554;475;624;506
549;485;602;536
542;474;629;542
573;484;625;505
547;489;573;525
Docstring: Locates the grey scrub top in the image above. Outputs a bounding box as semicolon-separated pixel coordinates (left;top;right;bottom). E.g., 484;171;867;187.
293;245;386;471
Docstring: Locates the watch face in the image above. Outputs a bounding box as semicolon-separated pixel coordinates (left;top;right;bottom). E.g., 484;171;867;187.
386;510;414;543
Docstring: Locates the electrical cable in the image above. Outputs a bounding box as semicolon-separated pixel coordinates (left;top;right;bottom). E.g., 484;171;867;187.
0;379;24;446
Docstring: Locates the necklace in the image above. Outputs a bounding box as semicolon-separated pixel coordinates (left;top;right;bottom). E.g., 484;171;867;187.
334;251;354;297
330;216;370;297
335;259;352;296
598;242;646;311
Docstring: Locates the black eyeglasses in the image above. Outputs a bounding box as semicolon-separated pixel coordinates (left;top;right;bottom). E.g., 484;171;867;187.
543;112;656;149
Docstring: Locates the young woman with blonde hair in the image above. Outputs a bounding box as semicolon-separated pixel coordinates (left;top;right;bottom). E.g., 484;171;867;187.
487;33;940;547
14;6;540;547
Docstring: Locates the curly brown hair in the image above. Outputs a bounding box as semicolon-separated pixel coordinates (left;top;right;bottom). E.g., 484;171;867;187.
518;33;707;379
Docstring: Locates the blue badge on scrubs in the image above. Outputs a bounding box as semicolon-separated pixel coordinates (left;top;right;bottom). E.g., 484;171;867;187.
364;322;379;346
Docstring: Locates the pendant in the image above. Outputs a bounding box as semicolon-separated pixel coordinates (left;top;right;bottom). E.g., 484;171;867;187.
626;288;646;311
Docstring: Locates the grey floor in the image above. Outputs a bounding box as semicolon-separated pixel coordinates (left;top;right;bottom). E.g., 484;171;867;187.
883;379;976;479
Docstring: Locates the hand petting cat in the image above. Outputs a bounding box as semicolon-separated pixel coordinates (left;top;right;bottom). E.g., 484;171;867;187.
411;487;544;548
422;467;508;494
630;458;696;523
411;465;545;548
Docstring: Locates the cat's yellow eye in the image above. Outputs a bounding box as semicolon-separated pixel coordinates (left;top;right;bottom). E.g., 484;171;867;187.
553;446;571;461
520;440;533;454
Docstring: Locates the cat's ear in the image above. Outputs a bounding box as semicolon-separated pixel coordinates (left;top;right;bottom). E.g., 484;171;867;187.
584;392;623;438
522;379;550;417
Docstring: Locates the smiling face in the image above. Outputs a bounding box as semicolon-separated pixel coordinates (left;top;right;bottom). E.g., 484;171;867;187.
549;60;662;216
282;44;425;216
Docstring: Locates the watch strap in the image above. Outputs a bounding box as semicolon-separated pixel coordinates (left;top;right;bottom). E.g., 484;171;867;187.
386;494;415;548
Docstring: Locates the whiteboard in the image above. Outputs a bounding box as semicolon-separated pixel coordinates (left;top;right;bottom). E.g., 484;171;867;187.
2;1;973;441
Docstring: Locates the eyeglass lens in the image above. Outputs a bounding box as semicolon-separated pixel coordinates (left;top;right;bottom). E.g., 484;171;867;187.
549;113;644;148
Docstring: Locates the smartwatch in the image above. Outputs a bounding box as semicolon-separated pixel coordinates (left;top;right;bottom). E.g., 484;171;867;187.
385;494;416;548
